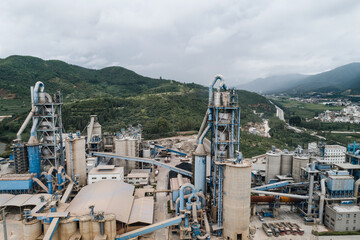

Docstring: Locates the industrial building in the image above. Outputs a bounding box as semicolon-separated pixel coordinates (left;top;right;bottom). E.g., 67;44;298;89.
125;169;150;186
3;77;360;240
325;204;360;231
87;165;124;184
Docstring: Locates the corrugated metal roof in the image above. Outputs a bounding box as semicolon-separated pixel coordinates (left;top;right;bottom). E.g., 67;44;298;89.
66;180;134;223
0;194;14;207
170;177;191;191
3;194;32;207
128;197;154;225
22;193;52;206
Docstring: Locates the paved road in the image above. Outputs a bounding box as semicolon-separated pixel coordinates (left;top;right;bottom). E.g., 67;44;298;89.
318;236;360;240
269;100;285;121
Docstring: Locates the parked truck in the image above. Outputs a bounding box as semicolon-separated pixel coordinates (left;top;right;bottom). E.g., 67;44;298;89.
262;223;273;237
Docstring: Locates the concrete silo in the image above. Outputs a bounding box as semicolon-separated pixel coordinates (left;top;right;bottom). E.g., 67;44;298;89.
292;155;309;182
265;152;281;183
223;160;251;240
65;135;87;185
280;153;293;176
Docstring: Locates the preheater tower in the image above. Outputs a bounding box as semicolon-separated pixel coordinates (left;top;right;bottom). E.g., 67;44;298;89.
197;75;242;235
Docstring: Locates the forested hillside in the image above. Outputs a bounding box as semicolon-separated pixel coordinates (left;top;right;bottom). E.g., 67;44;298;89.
0;56;278;157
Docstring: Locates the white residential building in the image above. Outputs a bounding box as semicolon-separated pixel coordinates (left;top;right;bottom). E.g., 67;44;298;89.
87;165;124;184
324;145;346;164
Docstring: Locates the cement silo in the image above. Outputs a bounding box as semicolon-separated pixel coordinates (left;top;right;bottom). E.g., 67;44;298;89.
292;155;309;182
58;217;77;240
280;153;293;176
23;219;42;240
223;160;251;240
65;135;87;186
265;152;281;183
114;137;139;174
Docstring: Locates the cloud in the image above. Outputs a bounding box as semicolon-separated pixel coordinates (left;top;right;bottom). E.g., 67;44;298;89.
0;0;359;86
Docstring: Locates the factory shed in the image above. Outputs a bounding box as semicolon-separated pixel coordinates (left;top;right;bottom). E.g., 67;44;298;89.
66;180;135;224
127;197;154;225
2;194;32;207
0;194;14;206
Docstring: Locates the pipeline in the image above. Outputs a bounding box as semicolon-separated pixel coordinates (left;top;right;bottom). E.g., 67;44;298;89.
208;75;227;105
196;111;209;142
16;106;36;139
33;81;45;104
251;190;309;199
251;196;302;203
32;177;49;193
319;178;326;224
176;192;205;216
197;210;210;240
179;183;197;212
198;125;210;145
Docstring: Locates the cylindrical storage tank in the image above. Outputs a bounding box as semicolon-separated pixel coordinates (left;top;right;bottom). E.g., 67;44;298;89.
223;161;251;240
27;136;41;178
65;136;87;186
114;138;127;171
222;91;230;106
265;152;281;183
38;92;46;103
43;221;59;240
193;144;207;193
214;91;221;106
23;219;42;240
280;153;293;176
143;149;151;158
127;138;138;171
92;220;101;237
104;214;116;240
292;155;309;182
59;217;77;240
79;215;92;240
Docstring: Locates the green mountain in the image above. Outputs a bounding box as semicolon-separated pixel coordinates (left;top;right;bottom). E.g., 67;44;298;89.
238;62;360;96
0;55;193;101
237;74;308;93
0;55;281;157
289;62;360;95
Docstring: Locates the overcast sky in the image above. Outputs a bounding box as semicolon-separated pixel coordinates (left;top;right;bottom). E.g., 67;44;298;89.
1;0;360;86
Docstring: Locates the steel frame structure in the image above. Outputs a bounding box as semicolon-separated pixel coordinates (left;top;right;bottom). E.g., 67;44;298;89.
35;92;64;169
209;89;240;232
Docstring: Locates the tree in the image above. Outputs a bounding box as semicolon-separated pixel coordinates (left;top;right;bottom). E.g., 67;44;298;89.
289;116;301;126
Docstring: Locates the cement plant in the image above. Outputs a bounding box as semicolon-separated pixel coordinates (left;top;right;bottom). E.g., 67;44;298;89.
1;76;360;240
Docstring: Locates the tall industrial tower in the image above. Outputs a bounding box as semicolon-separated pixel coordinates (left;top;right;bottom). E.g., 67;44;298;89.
196;75;241;234
209;75;240;231
33;88;64;169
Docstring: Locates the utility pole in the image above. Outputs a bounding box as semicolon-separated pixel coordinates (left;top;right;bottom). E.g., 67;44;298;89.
1;207;7;240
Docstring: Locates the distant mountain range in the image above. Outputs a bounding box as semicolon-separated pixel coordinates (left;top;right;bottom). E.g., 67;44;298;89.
237;62;360;95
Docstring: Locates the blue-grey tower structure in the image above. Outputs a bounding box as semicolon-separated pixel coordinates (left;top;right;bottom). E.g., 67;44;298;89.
197;75;241;235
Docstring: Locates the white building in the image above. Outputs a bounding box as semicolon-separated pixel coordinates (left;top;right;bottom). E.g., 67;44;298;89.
87;165;124;184
126;169;150;186
324;145;346;164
